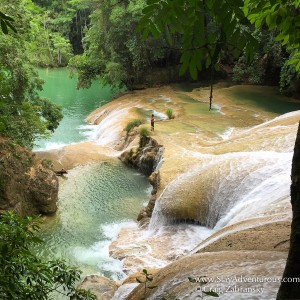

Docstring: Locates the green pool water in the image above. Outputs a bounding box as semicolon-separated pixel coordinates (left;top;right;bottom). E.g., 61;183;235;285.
34;68;116;150
33;69;149;289
223;86;300;115
37;161;150;279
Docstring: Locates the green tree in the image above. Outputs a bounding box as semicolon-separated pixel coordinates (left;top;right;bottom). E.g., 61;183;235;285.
139;0;300;79
0;0;63;148
233;28;284;85
25;2;74;67
138;0;300;103
0;11;16;34
243;2;300;298
69;0;180;89
0;211;96;300
244;0;300;73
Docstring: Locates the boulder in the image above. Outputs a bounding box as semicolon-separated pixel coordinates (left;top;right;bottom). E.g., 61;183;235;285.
75;275;118;300
119;137;163;222
0;138;58;216
119;136;163;177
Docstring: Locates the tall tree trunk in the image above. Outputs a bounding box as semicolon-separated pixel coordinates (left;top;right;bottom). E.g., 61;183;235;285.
57;48;61;65
43;16;53;64
277;122;300;299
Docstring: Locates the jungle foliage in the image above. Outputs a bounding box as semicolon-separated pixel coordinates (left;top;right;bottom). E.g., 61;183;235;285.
138;0;300;95
0;211;95;300
1;0;300;150
2;0;300;93
0;0;63;148
68;0;181;89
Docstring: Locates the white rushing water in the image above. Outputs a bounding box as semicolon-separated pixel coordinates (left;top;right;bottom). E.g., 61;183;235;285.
207;151;292;229
115;112;297;300
91;108;130;147
149;110;297;231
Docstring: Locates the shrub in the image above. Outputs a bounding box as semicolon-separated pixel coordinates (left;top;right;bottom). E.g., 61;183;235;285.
166;108;174;119
139;126;149;137
41;159;53;170
136;269;157;298
125;119;144;133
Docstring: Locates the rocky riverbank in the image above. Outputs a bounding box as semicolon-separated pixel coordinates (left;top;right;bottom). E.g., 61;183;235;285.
0;137;58;216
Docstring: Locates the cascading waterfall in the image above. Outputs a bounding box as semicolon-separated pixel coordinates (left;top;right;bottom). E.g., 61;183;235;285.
148;151;291;230
154;146;164;171
207;151;291;229
91;107;129;147
149;111;297;234
36;71;300;299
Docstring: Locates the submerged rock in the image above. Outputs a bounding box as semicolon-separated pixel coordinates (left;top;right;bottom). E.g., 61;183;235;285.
0;138;58;216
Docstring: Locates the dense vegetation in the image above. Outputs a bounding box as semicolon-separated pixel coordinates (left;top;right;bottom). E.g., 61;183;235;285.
68;0;182;88
0;1;63;148
1;0;298;93
0;211;95;299
1;0;300;94
138;0;300;94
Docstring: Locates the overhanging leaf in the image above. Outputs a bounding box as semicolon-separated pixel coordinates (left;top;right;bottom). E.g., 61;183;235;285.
1;19;8;34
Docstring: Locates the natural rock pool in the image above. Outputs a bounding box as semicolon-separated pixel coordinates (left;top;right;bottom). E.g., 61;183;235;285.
34;68;150;282
37;161;150;279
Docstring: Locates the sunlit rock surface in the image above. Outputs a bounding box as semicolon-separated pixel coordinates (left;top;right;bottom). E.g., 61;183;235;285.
126;251;288;300
35;142;118;170
0;138;58;216
76;275;118;300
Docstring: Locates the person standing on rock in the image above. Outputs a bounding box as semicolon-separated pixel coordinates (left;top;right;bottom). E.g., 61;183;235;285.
151;114;155;131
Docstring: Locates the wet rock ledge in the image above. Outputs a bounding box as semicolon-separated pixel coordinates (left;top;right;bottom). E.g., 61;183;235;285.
119;136;164;221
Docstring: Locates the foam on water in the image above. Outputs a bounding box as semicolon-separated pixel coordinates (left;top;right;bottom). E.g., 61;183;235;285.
35;141;69;151
109;222;215;273
102;221;137;240
91;108;129;147
78;124;98;138
219;127;234;140
71;222;140;280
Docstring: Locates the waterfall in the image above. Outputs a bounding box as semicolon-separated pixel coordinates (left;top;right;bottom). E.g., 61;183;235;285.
154;146;164;171
90;107;129;147
207;151;292;229
149;111;298;233
149;151;292;231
